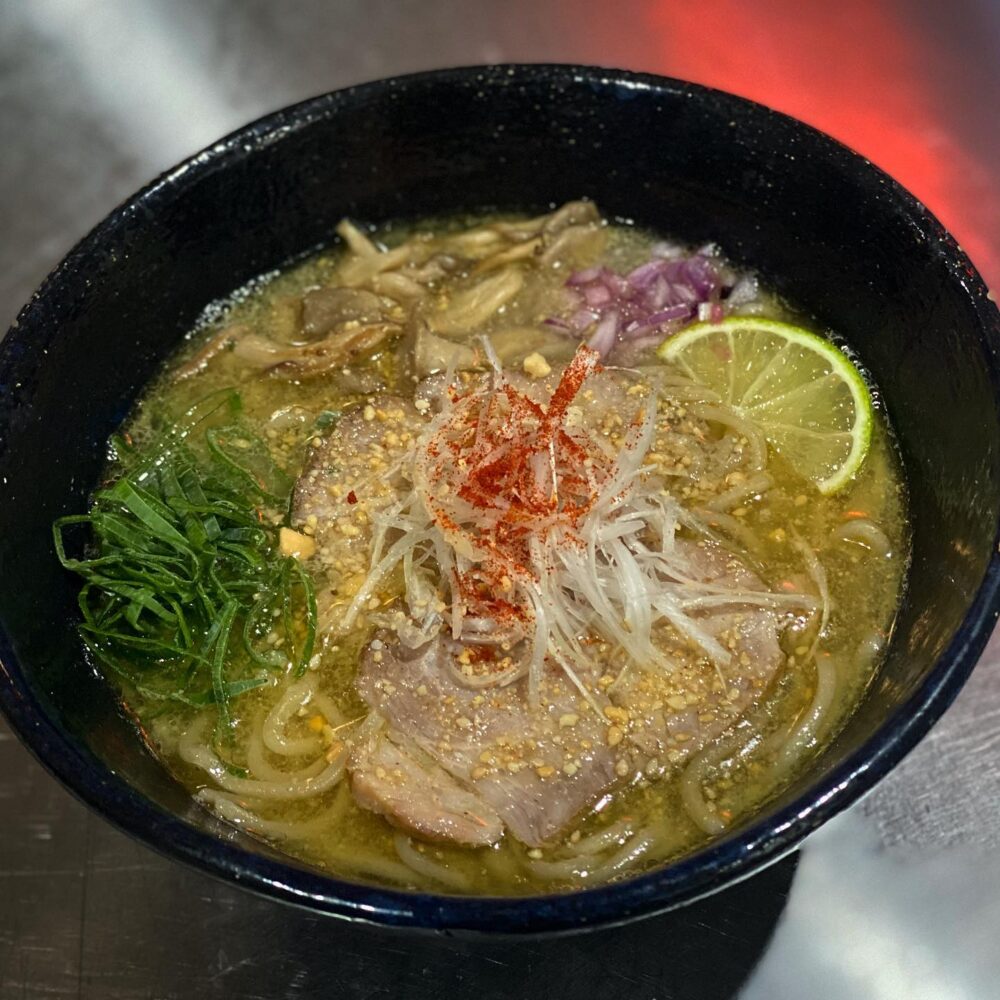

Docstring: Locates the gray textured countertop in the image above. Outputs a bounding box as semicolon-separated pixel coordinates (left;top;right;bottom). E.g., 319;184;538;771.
2;2;999;997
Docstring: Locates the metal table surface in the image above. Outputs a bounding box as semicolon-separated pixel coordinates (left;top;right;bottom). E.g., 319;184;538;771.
1;2;998;997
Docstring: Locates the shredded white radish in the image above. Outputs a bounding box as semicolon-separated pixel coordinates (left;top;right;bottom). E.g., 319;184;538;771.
340;341;813;701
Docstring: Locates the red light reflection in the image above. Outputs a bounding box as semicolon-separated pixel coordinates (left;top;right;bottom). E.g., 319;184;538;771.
646;0;999;289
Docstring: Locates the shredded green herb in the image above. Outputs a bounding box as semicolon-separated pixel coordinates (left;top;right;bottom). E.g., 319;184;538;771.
54;388;318;738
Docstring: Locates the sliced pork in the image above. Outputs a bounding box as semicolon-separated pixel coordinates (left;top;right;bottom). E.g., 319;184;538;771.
350;728;503;847
354;638;619;848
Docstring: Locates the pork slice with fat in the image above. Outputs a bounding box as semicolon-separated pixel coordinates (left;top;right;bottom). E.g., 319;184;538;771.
350;727;503;847
354;638;619;848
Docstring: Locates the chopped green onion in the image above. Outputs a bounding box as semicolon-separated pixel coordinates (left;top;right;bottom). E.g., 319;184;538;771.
54;389;318;729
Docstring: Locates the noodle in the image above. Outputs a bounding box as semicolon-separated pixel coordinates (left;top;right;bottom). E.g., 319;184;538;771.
522;856;590;880
445;657;528;690
570;818;636;855
337;852;422;887
855;630;887;669
777;654;840;771
394;835;472;892
92;205;907;894
705;471;774;512
690;403;769;472
678;592;819;613
246;725;330;784
694;507;766;557
179;722;346;801
584;831;657;881
524;828;657;883
262;677;322;756
677;714;778;836
679;746;729;835
651;373;723;404
196;789;307;839
791;529;832;660
831;518;893;558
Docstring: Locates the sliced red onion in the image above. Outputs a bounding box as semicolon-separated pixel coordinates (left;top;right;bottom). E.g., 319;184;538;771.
571;306;600;330
689;257;722;297
587;310;619;357
626;260;669;289
673;283;699;305
549;249;733;358
567;265;604;286
583;283;613;306
647;303;692;325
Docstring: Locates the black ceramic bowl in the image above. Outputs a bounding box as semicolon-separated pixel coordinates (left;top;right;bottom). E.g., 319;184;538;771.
1;65;999;934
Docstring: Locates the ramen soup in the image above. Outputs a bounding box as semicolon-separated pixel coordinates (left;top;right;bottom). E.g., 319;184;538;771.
57;203;908;894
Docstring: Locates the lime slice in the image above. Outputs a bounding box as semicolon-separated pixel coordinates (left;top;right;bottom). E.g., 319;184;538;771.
657;317;872;494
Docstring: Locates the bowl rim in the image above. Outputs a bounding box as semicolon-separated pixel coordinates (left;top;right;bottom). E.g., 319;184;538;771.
2;62;1000;934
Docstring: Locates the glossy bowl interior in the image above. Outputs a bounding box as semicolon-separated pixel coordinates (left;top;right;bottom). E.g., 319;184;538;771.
1;65;999;934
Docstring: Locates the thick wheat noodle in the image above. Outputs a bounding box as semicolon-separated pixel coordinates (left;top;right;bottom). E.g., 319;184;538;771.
393;834;472;891
246;724;330;784
525;833;657;883
831;518;893;558
195;788;308;839
777;655;840;771
694;507;766;557
480;846;520;883
179;721;346;801
705;471;775;512
202;771;361;839
523;823;652;883
583;831;657;881
521;855;591;880
262;677;322;756
678;652;842;835
570;818;637;855
677;715;776;835
690;403;769;472
337;851;423;887
679;744;729;835
791;529;831;661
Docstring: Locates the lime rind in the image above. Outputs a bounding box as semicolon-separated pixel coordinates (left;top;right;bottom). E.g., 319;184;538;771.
657;318;873;494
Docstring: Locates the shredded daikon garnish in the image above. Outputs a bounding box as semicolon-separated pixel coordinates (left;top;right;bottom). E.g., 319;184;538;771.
342;341;814;705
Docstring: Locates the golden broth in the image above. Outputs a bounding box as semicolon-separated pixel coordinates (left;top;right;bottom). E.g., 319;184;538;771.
91;209;907;895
